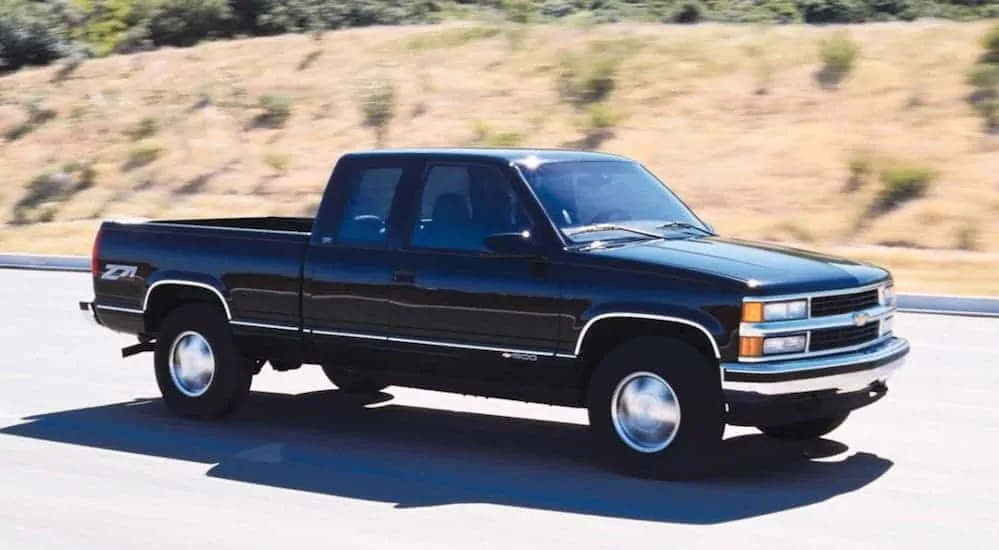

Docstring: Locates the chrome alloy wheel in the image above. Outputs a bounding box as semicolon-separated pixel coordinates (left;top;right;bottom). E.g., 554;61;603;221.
168;330;216;398
610;371;682;453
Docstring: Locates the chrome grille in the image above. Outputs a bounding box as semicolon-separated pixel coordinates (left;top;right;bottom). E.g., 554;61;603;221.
809;324;880;352
739;282;896;362
811;289;879;317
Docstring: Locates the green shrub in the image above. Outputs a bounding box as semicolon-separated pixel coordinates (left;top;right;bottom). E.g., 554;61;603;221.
144;0;236;48
357;78;396;147
796;0;868;23
264;151;289;174
123;143;163;170
585;102;621;132
4;97;57;141
501;0;537;23
670;1;706;23
487;130;523;147
11;163;96;224
471;121;523;147
971;96;999;133
75;0;145;56
874;163;936;211
125;116;159;141
967;24;999;133
956;222;981;251
254;93;291;128
847;150;874;180
556;45;621;108
0;0;79;73
816;31;860;89
980;21;999;65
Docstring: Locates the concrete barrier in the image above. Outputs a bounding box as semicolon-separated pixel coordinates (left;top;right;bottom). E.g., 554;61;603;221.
0;254;89;272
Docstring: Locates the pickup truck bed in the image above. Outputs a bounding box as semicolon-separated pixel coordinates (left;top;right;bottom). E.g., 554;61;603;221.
153;216;315;233
80;147;909;479
92;216;311;339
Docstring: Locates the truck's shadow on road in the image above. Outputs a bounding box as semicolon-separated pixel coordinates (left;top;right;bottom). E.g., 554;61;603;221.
0;388;892;524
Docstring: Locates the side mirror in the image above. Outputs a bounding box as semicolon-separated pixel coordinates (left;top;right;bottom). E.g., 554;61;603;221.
484;230;542;256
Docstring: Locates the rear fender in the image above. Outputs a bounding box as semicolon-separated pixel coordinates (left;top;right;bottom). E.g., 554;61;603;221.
142;271;231;332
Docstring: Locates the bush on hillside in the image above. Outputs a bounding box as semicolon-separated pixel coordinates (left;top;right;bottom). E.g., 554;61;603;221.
874;162;937;212
143;0;237;48
357;77;396;147
966;22;999;133
75;0;144;56
816;31;860;89
0;0;80;73
556;43;622;108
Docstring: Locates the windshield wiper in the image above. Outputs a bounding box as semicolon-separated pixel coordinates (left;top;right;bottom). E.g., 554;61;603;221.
565;223;664;239
656;221;714;235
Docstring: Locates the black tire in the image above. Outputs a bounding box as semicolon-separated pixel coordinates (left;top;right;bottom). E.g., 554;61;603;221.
758;412;850;440
586;336;724;480
153;303;253;419
320;364;387;394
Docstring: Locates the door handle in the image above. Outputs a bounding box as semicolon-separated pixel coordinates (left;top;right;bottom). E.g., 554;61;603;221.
392;270;415;284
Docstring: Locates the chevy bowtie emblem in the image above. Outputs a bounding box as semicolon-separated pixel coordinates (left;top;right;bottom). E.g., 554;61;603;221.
853;312;871;327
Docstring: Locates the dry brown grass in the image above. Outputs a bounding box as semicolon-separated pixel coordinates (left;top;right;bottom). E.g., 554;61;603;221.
1;21;998;295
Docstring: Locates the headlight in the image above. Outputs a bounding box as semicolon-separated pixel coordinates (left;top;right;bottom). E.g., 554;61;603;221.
739;334;808;357
880;284;896;307
742;299;808;322
763;334;807;355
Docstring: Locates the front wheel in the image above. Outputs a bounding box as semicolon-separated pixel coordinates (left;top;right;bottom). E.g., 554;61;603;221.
586;336;724;480
757;412;850;440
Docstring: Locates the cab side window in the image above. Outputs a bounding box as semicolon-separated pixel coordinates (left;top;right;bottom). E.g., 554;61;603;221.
336;166;404;247
410;163;530;252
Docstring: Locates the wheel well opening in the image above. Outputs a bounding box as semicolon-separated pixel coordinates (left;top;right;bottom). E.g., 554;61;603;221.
144;285;227;335
578;318;718;382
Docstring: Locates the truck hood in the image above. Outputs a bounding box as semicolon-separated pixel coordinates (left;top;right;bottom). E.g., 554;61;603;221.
581;236;890;294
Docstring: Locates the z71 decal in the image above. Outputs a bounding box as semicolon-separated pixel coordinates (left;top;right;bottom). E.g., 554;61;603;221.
101;264;140;281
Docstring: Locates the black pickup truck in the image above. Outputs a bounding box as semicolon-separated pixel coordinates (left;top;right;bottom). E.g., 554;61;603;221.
80;147;909;478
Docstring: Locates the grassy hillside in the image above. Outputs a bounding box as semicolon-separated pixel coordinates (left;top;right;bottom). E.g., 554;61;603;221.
1;20;998;294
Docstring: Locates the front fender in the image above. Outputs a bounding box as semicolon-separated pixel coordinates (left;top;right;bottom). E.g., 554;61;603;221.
571;301;734;360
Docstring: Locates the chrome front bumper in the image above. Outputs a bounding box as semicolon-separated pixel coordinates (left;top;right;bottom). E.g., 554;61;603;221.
721;336;909;396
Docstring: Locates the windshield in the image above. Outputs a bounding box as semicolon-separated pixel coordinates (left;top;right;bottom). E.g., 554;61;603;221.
515;160;712;243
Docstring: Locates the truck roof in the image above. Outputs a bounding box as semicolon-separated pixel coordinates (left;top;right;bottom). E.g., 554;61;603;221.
341;147;633;165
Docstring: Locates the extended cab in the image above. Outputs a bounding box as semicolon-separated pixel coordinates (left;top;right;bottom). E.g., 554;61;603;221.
80;148;910;478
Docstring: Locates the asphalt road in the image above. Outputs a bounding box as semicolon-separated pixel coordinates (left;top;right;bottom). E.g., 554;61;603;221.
0;269;996;549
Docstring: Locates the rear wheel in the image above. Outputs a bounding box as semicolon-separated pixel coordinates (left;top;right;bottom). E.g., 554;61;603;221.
758;412;850;440
320;364;387;394
586;336;724;480
154;303;252;419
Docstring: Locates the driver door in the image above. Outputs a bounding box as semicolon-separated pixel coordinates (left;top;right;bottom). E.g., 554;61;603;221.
388;160;566;357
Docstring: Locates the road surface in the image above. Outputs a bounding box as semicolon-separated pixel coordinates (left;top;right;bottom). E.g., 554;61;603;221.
0;269;996;549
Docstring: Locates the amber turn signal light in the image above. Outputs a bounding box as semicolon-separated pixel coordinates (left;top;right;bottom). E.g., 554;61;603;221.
742;302;764;323
739;336;763;357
